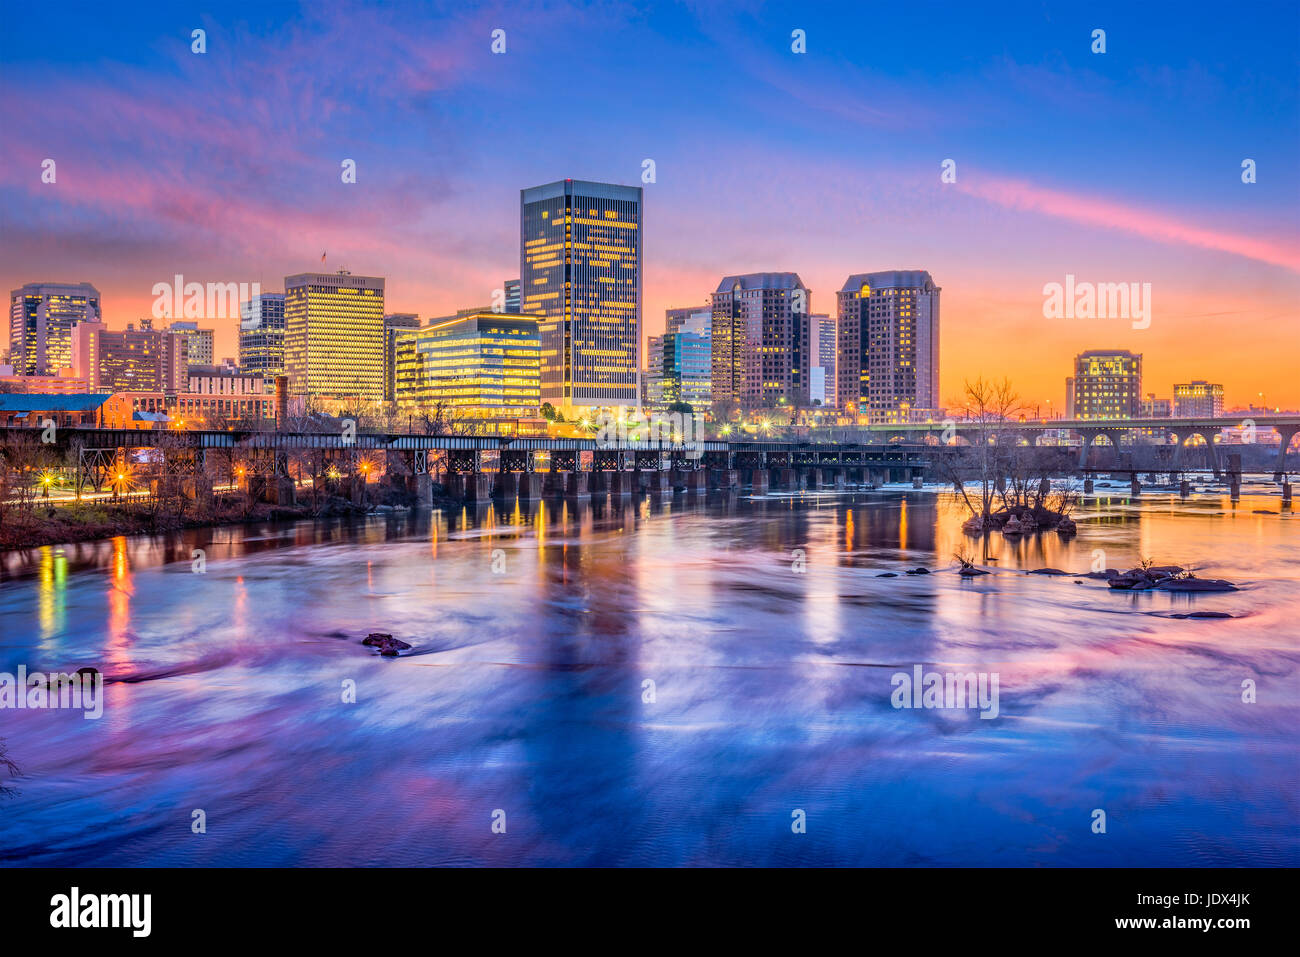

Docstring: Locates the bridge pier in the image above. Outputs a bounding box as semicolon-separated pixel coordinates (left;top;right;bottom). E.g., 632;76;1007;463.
1275;426;1298;477
451;472;493;503
542;470;566;497
1130;475;1140;497
566;471;591;499
1283;482;1293;507
748;469;769;494
711;468;739;491
640;469;670;495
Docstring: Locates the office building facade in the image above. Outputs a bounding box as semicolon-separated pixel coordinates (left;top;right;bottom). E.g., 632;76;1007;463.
812;313;836;407
8;282;102;376
520;179;641;413
710;273;810;412
167;321;215;368
284;271;385;402
71;322;189;393
383;313;421;402
395;312;540;418
239;293;286;380
1173;380;1224;418
1068;349;1143;419
836;270;940;423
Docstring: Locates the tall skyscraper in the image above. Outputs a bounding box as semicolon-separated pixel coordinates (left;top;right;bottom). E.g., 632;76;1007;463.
836;270;940;423
710;273;810;412
239;293;286;381
1069;349;1142;419
1173;380;1224;418
395;311;541;420
520;179;642;413
8;282;102;375
383;313;421;402
284;271;385;402
503;279;521;314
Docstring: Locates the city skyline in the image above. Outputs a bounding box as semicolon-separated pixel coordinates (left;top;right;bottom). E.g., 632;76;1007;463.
2;2;1297;412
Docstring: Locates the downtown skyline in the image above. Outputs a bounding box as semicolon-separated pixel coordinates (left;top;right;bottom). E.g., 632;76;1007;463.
2;1;1298;413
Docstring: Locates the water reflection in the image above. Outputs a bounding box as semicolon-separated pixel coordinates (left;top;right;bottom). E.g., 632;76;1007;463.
0;488;1296;865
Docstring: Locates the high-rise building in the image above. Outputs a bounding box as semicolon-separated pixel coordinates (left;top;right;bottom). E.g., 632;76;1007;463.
812;313;836;407
1069;349;1142;419
520;179;641;413
383;313;421;403
395;312;540;419
710;273;811;412
8;282;102;376
166;321;216;368
239;293;286;381
503;279;521;314
71;322;189;393
1173;380;1224;418
836;271;940;423
283;271;385;402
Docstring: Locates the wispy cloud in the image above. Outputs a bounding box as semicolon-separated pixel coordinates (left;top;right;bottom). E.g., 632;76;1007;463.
957;173;1300;273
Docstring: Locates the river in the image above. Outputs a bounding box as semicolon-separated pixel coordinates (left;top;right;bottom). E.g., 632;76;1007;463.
1;484;1296;866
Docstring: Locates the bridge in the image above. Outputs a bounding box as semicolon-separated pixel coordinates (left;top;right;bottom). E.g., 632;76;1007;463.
826;415;1300;472
0;426;932;503
3;421;1294;506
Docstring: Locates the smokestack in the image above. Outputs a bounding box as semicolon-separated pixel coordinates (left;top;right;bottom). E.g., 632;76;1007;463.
274;375;288;429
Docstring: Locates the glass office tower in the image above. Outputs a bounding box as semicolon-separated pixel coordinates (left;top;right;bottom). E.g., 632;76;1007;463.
520;179;641;414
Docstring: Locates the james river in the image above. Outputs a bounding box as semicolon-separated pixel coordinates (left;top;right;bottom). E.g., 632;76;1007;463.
1;485;1296;866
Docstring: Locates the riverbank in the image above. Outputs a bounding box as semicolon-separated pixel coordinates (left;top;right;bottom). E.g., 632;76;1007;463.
0;496;390;551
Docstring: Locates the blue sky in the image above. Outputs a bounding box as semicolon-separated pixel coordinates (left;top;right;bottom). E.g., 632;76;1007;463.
3;0;1297;404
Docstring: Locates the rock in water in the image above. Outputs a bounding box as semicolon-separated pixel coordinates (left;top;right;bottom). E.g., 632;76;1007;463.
1155;579;1238;592
362;633;413;655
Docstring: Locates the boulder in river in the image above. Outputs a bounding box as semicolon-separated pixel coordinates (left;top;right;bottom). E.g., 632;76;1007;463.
362;632;413;656
1028;568;1068;576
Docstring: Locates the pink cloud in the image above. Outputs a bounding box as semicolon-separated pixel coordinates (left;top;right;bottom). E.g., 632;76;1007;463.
957;174;1300;273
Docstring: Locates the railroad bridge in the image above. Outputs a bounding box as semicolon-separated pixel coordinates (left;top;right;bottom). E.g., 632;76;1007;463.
2;427;932;503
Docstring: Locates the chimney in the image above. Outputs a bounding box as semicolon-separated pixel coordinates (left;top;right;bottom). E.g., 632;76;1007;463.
274;375;288;429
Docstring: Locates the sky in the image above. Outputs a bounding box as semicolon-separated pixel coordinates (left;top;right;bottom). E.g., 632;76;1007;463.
2;0;1298;411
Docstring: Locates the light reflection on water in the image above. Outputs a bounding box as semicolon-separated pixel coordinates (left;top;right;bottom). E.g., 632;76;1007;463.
0;488;1296;866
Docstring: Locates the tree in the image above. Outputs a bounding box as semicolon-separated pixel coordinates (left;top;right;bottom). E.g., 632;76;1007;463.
0;736;18;798
540;402;558;421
